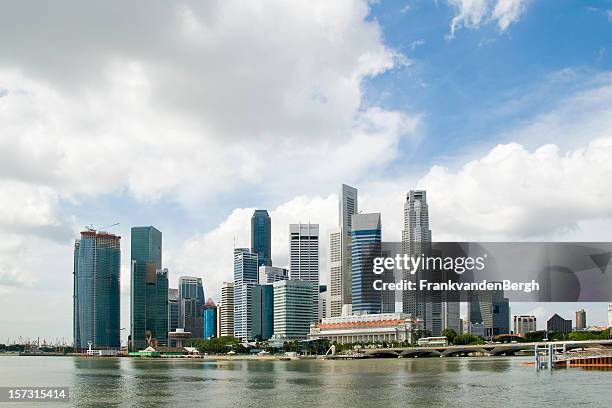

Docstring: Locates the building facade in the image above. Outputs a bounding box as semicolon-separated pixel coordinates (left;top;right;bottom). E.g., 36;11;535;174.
73;229;121;350
251;210;272;267
468;288;510;336
216;303;222;338
609;303;612;328
328;228;343;318
351;213;382;315
251;284;274;341
547;314;572;334
178;276;205;337
258;265;288;284
308;313;422;345
401;190;431;320
220;282;234;337
513;315;537;334
234;248;258;341
340;184;358;311
168;288;180;334
203;298;217;339
575;309;587;330
289;223;319;322
319;285;329;320
130;226;167;350
273;280;313;340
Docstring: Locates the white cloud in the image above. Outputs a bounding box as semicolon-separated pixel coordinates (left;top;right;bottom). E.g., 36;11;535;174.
419;136;612;240
0;0;420;342
447;0;529;37
0;1;415;210
167;195;338;300
492;0;529;31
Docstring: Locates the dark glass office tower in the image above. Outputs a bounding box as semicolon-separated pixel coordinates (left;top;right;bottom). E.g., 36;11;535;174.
468;286;510;337
179;276;205;337
73;229;121;351
168;288;180;333
351;213;382;315
251;284;274;341
130;226;167;350
251;210;272;267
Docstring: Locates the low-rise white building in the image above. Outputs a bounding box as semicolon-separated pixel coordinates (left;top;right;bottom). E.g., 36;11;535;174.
308;313;422;344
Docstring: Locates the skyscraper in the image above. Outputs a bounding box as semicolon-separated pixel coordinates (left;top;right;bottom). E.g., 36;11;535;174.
73;229;121;350
130;226;167;350
258;265;288;284
220;282;234;337
351;213;382;315
168;288;180;333
401;190;431;319
251;210;272;267
216;302;222;338
319;285;329;320
233;248;258;341
513;315;537;334
340;184;358;310
468;287;510;337
575;309;587;330
328;228;342;318
289;223;319;321
272;280;313;340
203;298;217;339
251;284;274;341
179;276;205;337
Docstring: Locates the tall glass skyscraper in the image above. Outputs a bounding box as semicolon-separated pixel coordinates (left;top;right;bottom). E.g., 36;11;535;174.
233;248;258;341
401;190;431;318
251;284;274;341
289;223;319;321
351;213;382;315
178;276;205;337
168;288;180;333
203;298;217;339
130;226;168;350
339;184;358;310
73;229;121;350
468;287;510;336
251;210;272;267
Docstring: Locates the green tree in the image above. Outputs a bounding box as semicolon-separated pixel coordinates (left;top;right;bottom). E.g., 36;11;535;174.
441;328;457;344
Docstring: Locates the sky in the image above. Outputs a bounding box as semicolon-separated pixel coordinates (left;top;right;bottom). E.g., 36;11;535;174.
1;0;612;345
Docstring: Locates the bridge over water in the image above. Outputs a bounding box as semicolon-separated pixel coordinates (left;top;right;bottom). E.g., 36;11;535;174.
360;339;612;358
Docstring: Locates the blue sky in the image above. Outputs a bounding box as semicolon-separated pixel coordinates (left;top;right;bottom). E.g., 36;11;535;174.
1;0;612;343
367;0;612;161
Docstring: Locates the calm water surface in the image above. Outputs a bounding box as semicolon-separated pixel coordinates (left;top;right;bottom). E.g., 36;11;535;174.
0;356;610;407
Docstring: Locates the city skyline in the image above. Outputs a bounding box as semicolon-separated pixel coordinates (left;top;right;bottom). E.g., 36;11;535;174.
2;1;612;343
65;189;611;348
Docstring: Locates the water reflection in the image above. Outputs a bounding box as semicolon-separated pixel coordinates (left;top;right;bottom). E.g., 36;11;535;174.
12;356;601;407
72;358;125;407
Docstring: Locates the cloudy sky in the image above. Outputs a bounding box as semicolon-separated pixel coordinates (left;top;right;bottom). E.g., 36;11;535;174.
1;0;612;344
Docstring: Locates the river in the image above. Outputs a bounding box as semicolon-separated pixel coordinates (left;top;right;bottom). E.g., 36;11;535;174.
0;356;609;407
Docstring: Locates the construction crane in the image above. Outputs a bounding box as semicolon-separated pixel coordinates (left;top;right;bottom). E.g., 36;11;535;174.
85;222;120;232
